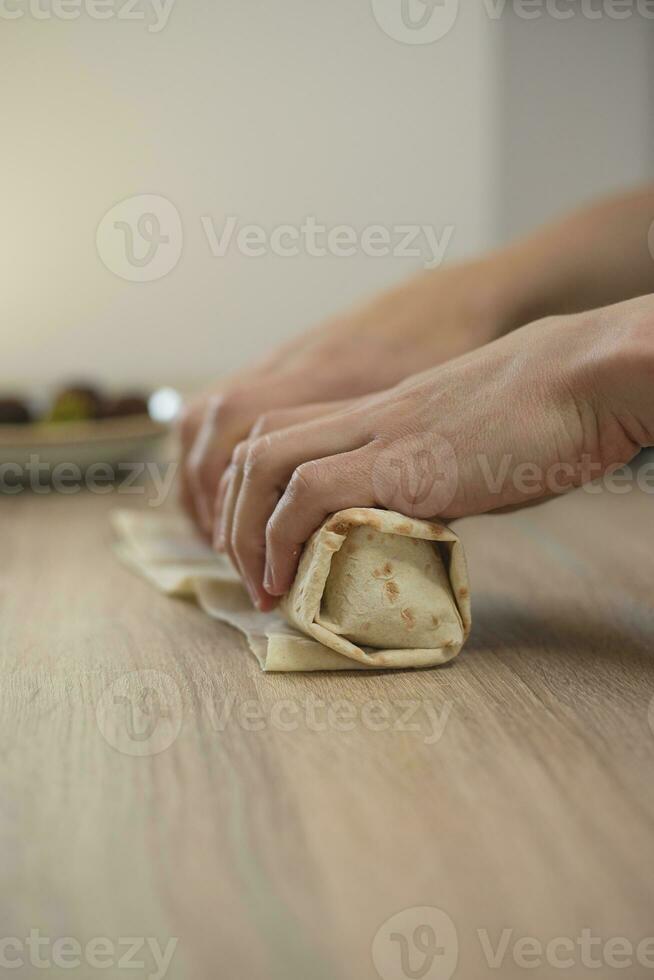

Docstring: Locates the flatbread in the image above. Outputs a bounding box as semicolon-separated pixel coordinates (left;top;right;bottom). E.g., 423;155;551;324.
112;508;471;672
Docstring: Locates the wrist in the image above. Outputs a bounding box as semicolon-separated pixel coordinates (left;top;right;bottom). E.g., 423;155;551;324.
595;297;654;451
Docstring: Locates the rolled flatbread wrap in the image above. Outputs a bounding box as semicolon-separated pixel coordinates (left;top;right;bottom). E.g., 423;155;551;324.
280;507;471;669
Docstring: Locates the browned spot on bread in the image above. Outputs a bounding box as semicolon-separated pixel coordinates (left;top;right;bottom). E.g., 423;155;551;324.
431;615;440;626
397;522;412;534
372;561;394;580
384;580;400;602
327;520;350;535
367;533;374;541
401;608;415;630
367;515;383;530
458;587;469;599
361;622;371;632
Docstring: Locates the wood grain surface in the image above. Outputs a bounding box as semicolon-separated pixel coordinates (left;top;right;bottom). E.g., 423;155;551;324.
1;460;653;980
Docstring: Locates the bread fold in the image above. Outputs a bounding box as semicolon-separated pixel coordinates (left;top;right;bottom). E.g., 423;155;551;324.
112;507;471;672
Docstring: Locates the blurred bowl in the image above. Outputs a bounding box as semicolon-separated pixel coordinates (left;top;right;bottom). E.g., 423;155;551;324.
0;387;181;474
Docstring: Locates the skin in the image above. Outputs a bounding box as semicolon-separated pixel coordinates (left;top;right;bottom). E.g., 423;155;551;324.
178;185;654;605
179;257;513;533
216;297;654;609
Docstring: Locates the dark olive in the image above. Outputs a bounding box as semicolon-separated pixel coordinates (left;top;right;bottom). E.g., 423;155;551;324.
102;394;149;419
0;397;31;425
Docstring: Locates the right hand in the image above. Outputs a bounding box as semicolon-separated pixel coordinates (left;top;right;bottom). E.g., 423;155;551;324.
179;257;516;535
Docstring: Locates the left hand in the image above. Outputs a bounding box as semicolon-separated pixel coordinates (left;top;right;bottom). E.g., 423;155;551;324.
216;300;652;609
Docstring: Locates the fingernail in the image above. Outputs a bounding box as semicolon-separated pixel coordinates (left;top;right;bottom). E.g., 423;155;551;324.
213;525;225;551
263;563;274;594
245;580;260;610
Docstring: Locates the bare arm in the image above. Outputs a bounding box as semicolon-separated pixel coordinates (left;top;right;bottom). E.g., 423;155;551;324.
494;184;654;331
181;184;654;535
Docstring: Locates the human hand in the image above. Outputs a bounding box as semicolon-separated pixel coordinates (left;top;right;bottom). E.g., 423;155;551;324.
218;296;654;609
179;256;517;535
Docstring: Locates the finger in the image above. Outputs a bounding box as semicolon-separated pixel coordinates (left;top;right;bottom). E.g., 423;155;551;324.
177;397;207;522
186;395;253;538
248;399;357;440
216;456;246;567
213;399;358;533
264;447;377;597
212;466;235;551
229;410;371;607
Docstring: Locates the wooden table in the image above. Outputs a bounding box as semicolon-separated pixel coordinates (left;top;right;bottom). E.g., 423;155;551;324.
2;460;654;980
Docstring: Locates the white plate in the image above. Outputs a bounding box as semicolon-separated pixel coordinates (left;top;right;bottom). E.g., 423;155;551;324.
0;415;169;472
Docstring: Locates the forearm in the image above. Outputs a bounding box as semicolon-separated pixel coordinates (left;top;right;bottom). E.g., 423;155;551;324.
484;185;654;335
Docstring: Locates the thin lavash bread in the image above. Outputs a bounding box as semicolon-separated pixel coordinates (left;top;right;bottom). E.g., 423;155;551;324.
280;507;471;670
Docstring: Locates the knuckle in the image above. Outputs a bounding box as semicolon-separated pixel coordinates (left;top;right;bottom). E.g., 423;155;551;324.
231;440;250;468
209;389;243;425
289;460;321;498
243;436;272;477
249;412;277;439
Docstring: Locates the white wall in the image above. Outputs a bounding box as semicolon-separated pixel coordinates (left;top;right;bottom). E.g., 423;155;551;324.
1;0;497;389
3;2;651;392
494;7;654;240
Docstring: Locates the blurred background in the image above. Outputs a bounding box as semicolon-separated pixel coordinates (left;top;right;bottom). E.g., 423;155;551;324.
2;0;653;389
